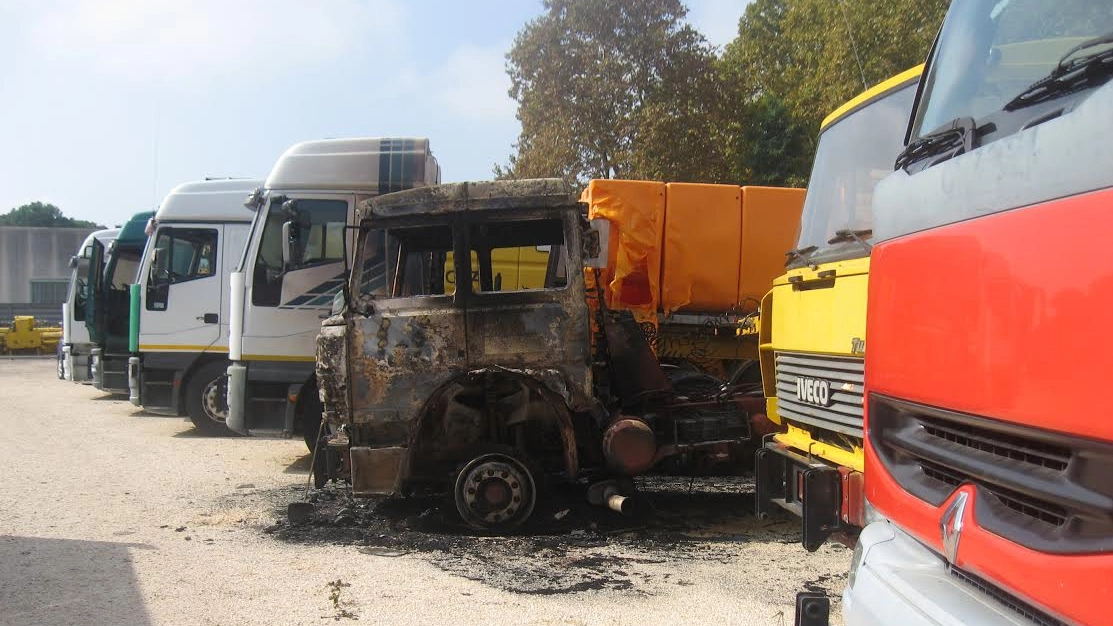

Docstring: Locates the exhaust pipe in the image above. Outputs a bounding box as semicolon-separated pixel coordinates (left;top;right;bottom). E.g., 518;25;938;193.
587;479;645;516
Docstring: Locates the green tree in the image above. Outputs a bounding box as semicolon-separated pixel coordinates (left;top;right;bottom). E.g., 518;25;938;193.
0;202;104;228
720;0;948;184
499;0;728;183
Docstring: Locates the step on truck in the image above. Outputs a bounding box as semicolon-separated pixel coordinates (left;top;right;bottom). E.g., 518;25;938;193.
126;179;262;433
754;66;922;551
314;179;799;531
841;2;1113;625
88;211;154;394
226;138;440;441
62;228;118;382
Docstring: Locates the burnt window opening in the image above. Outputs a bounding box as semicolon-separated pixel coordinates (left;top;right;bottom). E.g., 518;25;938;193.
467;218;567;293
358;223;453;298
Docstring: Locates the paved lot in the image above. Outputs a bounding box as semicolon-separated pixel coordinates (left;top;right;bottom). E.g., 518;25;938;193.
0;359;849;626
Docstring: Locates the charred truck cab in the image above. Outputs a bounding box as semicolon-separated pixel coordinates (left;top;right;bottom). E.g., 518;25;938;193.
317;179;761;531
755;67;921;551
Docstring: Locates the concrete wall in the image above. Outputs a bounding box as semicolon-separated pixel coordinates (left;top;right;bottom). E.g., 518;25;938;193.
0;227;95;303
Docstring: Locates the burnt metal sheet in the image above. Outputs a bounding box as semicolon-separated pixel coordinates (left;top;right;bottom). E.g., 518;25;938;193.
350;446;407;495
358;179;577;222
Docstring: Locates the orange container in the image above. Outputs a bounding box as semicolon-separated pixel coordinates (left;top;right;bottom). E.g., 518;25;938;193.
661;183;742;313
739;186;806;310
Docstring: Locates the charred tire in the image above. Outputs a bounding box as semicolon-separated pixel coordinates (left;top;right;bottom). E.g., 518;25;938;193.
185;361;238;436
453;452;537;532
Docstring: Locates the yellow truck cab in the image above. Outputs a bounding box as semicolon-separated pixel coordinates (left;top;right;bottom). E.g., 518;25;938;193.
755;66;922;551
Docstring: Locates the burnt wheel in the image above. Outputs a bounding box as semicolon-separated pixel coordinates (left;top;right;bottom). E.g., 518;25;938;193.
453;453;536;532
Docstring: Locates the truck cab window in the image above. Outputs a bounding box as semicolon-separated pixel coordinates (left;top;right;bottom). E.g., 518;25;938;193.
468;219;565;293
149;229;218;286
253;198;348;307
358;224;452;298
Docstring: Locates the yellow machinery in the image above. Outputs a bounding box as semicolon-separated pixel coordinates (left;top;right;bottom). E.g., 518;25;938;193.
754;66;922;551
0;316;63;355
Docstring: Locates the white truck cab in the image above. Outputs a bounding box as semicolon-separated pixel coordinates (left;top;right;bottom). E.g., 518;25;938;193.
226;137;440;444
62;228;119;382
127;178;261;434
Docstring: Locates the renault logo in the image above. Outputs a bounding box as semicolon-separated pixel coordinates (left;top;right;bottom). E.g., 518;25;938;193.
940;491;969;564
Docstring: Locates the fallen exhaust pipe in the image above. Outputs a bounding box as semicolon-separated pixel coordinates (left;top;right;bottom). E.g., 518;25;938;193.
588;479;646;516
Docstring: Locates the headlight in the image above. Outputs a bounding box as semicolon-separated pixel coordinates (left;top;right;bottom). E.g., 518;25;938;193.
847;538;865;589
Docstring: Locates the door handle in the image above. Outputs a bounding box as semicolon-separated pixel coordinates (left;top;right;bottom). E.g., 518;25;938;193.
198;313;219;324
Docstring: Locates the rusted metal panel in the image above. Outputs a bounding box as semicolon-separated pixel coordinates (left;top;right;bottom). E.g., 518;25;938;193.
357;179;575;223
347;298;469;446
350;446;407;495
315;323;349;429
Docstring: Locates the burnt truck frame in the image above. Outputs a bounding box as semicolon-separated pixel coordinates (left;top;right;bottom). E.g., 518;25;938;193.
316;179;762;531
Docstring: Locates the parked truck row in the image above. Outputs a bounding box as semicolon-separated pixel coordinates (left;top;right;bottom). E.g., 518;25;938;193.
56;2;1113;620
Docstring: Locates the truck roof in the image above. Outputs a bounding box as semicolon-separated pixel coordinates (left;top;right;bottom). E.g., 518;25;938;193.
156;178;262;223
79;228;119;250
360;179;577;221
264;137;440;194
118;211;156;244
821;64;923;131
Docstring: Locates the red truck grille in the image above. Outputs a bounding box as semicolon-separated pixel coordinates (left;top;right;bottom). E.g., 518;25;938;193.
869;394;1113;554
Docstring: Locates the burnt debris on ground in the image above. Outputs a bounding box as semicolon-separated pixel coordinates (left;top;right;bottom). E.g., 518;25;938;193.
256;476;813;596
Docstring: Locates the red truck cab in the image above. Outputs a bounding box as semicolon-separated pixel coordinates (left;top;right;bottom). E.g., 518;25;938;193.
844;2;1113;625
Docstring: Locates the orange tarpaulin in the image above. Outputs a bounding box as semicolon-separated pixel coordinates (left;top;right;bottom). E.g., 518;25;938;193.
581;179;805;319
661;183;742;313
739;186;806;310
580;180;665;326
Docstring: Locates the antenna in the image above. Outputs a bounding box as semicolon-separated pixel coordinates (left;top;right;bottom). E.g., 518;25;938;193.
837;0;869;91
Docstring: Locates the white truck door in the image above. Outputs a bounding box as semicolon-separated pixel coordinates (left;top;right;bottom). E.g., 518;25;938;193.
241;194;353;361
139;225;224;351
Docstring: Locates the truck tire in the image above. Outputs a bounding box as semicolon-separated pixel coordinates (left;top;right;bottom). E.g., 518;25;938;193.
185;361;238;436
453;451;537;532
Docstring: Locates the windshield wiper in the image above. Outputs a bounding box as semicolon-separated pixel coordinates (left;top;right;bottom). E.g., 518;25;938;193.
894;117;976;171
1004;31;1113;111
827;228;873;254
784;245;817;266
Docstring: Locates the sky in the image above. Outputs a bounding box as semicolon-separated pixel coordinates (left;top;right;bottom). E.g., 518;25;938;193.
0;0;750;228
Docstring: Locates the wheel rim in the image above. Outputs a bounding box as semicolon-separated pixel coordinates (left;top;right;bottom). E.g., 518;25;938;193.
454;453;536;531
201;375;229;424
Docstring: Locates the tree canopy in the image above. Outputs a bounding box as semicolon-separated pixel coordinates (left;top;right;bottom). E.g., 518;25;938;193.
500;0;949;187
499;0;728;183
0;202;104;229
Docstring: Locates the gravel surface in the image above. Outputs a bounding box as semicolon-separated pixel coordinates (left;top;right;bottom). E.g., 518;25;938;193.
0;359;849;626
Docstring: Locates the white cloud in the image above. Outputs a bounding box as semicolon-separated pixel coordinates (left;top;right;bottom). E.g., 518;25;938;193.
686;0;753;49
429;43;515;123
25;0;404;84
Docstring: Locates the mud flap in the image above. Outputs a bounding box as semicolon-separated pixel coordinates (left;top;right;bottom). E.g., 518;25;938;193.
802;466;841;552
755;446;786;518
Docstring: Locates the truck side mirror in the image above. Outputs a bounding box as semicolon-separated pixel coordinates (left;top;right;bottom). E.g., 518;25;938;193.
281;220;301;270
330;290;348;316
583;219;610;269
68;255;78;269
